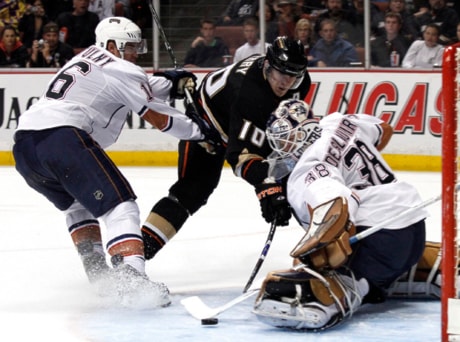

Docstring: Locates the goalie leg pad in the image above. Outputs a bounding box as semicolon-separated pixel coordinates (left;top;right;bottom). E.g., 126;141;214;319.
388;241;460;298
291;197;355;270
253;267;368;331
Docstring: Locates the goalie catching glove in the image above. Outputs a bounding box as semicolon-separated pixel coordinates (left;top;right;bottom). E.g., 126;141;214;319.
153;69;197;99
290;197;355;270
255;181;291;226
253;267;368;331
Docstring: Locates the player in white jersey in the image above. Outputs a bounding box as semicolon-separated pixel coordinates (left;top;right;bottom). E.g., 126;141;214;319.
252;100;428;331
12;17;205;308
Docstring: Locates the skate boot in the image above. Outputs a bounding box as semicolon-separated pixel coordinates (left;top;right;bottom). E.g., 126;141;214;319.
111;254;171;308
76;240;111;284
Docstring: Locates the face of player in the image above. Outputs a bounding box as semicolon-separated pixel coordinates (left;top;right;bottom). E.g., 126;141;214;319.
122;43;139;63
265;62;298;97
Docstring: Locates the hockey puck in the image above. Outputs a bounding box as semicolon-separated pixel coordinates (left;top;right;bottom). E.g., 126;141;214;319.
201;318;219;325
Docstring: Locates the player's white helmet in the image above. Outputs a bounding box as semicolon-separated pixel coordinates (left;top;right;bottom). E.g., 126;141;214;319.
95;17;147;55
266;99;320;159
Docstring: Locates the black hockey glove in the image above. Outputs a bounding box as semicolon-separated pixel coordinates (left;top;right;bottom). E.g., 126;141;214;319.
153;69;197;99
255;182;291;226
185;101;224;154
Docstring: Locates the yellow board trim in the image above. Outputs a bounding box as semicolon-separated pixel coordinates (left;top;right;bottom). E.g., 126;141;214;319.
0;150;442;171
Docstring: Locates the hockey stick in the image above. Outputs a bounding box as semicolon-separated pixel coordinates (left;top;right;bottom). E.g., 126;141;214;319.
181;221;277;319
148;0;179;68
180;288;259;320
348;184;456;244
243;220;277;293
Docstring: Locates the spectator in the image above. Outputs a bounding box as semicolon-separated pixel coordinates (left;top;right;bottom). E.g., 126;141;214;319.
27;21;74;67
310;18;360;67
402;23;444;68
233;17;269;63
114;0;130;18
0;0;28;30
18;0;49;51
372;0;419;43
313;0;358;44
415;0;459;45
184;18;230;68
294;18;317;65
348;0;381;47
88;0;114;20
130;0;151;29
219;0;257;26
454;21;460;43
275;0;304;39
41;0;73;21
0;25;29;67
371;12;411;67
56;0;100;55
255;2;279;43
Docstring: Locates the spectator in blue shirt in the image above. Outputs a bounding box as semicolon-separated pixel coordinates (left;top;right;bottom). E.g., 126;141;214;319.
310;18;360;67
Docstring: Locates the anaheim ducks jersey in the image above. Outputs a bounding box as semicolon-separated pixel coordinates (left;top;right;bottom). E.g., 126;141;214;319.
288;113;428;229
199;55;311;186
16;46;201;148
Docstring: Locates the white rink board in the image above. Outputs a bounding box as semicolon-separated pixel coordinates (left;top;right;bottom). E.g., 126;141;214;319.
0;68;443;155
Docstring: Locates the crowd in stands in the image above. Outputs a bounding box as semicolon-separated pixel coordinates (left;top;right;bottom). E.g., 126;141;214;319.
0;0;151;68
1;0;460;69
190;0;460;69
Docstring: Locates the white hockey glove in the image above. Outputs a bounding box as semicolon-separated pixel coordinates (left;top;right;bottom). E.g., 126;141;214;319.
153;69;197;99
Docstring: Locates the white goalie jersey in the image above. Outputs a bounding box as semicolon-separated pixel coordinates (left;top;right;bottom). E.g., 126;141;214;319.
288;112;428;230
16;46;201;148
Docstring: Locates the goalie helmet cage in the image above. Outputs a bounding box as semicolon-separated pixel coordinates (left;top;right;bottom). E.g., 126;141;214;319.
442;42;460;342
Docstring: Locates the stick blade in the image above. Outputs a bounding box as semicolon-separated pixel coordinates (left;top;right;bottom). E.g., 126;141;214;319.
180;296;216;320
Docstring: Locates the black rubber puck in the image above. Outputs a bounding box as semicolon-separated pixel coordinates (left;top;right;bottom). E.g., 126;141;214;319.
201;318;219;325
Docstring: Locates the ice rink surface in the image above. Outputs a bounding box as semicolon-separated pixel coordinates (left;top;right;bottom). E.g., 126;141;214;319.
0;166;443;341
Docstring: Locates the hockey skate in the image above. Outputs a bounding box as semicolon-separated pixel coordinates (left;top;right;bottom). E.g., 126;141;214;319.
111;254;171;309
253;267;369;331
77;240;111;284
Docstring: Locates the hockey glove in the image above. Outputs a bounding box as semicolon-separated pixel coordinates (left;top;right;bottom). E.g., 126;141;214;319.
185;102;224;154
255;182;291;226
153;69;197;99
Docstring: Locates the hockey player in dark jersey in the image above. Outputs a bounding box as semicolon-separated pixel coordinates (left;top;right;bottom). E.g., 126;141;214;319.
141;37;312;260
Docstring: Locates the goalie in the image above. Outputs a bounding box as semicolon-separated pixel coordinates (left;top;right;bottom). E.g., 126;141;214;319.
253;100;429;331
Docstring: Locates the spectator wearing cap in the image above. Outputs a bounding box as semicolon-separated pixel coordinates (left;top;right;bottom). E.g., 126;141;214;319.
27;21;74;67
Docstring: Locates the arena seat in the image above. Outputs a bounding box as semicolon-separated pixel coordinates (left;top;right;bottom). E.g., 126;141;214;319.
214;26;246;57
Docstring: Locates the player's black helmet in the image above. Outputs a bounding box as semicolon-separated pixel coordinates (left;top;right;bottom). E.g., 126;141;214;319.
266;37;308;77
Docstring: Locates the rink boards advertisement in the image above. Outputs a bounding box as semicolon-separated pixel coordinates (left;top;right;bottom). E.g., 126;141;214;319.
0;69;443;169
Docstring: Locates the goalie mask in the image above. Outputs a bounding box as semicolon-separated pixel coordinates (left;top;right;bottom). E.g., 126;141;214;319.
95;17;147;58
266;99;320;159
